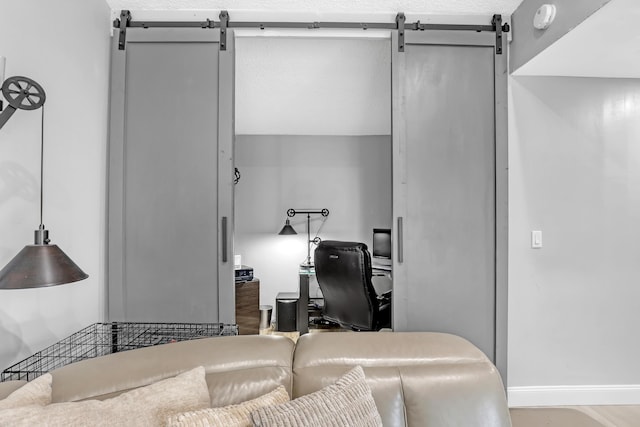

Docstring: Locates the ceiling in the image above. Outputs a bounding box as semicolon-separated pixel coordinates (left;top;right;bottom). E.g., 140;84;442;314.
104;0;525;16
105;0;640;78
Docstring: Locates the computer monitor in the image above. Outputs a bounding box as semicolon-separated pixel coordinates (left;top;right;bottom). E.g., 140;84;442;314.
372;228;392;260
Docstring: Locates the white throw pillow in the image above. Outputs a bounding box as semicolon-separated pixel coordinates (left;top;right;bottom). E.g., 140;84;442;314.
0;374;52;410
251;366;382;427
0;366;210;427
166;385;290;427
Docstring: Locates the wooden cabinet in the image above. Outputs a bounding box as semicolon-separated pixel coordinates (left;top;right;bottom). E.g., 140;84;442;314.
235;279;260;335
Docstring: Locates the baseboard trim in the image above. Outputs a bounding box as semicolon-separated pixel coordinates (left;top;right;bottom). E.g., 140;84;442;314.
508;385;640;407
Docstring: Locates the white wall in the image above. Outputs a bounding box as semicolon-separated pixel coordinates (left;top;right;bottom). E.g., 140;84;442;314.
508;76;640;405
0;0;110;370
234;135;392;309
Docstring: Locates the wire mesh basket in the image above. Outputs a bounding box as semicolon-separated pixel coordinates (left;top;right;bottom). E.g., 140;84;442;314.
1;322;238;382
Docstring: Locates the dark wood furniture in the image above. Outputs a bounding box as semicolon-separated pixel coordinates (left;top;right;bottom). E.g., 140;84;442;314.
235;279;260;334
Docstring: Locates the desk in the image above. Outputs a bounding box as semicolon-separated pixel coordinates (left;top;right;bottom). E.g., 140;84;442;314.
371;268;392;296
298;266;314;334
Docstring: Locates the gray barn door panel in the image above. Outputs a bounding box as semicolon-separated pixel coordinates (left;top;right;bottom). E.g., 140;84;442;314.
108;28;235;323
392;30;507;378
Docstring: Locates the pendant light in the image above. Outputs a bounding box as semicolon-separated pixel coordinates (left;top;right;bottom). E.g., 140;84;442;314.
0;76;88;289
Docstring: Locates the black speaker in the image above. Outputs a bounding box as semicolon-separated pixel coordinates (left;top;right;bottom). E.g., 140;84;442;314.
276;292;298;332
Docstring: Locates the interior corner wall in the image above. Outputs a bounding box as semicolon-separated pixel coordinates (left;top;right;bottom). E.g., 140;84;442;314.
0;0;110;371
508;75;640;406
234;135;392;310
509;0;611;74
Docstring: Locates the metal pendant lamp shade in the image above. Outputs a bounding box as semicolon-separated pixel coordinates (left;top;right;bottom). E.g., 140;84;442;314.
0;241;88;289
0;75;88;289
278;219;297;235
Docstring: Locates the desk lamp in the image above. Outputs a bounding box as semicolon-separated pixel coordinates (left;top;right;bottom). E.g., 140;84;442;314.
0;74;88;289
278;208;329;268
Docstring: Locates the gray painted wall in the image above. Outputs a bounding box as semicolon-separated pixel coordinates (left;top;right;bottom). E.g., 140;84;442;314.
510;0;611;73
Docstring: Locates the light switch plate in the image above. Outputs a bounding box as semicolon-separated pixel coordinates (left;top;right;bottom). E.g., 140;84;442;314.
531;230;543;248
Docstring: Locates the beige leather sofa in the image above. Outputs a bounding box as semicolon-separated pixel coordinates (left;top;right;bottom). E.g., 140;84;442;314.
0;332;511;426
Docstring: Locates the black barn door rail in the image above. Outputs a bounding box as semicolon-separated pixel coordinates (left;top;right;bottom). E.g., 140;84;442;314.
113;10;510;53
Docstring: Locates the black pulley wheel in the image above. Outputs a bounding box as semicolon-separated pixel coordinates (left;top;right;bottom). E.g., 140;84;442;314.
1;76;46;110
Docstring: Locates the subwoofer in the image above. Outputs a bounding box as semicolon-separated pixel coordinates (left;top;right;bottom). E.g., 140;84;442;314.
276;292;298;332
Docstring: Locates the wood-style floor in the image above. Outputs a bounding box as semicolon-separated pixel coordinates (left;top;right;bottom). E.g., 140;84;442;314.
511;405;640;426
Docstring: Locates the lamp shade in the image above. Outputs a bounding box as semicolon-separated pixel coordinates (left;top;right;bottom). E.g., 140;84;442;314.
278;219;297;235
0;244;88;289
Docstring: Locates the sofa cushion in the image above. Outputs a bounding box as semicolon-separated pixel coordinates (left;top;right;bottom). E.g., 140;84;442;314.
166;385;289;427
251;365;382;427
0;366;209;426
293;332;511;427
0;374;52;410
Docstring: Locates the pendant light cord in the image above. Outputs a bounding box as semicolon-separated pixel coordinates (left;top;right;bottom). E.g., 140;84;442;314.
40;104;45;228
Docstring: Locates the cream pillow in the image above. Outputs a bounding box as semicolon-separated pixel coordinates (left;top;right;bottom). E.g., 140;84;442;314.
251;366;382;427
0;366;210;427
0;374;52;410
166;385;289;427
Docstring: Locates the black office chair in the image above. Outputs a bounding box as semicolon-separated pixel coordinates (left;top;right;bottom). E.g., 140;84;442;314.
313;240;391;331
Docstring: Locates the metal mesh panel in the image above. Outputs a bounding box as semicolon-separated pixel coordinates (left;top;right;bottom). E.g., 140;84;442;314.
1;322;238;382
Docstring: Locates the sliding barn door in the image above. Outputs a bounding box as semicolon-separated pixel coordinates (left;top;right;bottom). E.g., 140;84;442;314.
391;30;507;377
108;28;235;323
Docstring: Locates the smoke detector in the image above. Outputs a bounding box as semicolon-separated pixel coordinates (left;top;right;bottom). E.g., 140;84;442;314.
533;4;557;30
